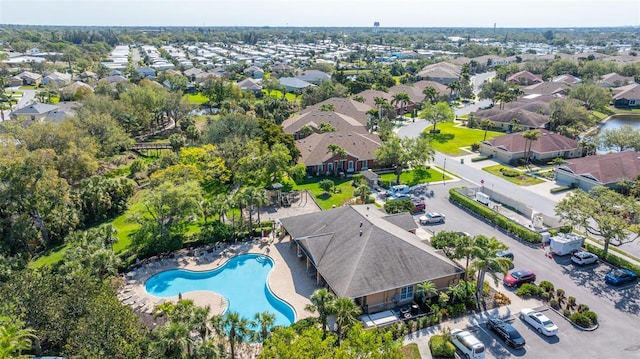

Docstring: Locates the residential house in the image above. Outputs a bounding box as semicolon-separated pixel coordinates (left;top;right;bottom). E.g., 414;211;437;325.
301;97;373;126
10;71;42;86
99;75;128;84
412;80;449;100
10;102;61;121
272;63;295;75
279;205;464;314
183;68;204;82
612;83;640;108
598;73;635;88
295;69;331;84
278;77;315;92
479;129;581;165
235;78;262;93
295;131;381;175
417;62;461;84
555;151;640;192
552;74;581;85
136;67;157;80
244;65;264;79
42;71;72;87
283;110;368;139
60;81;94;101
353;90;393;108
473;100;551;132
522;82;570;97
389;84;424;105
506;71;543;86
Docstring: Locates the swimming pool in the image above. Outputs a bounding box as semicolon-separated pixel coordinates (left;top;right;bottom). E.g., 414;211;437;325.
145;253;295;327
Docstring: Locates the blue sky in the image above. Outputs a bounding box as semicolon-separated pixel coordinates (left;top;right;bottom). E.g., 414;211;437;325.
1;0;639;28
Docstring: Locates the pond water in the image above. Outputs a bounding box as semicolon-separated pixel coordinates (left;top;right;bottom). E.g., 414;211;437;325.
598;114;640;132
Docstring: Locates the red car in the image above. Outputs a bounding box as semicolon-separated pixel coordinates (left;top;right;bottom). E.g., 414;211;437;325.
412;200;426;213
504;269;536;287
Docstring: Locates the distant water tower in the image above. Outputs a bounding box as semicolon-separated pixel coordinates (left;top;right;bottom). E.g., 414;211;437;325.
374;21;380;32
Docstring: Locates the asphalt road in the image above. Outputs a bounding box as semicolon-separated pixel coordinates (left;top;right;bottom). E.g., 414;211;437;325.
400;181;640;358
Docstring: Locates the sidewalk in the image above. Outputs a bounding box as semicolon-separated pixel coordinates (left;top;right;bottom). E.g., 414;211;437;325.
403;283;543;358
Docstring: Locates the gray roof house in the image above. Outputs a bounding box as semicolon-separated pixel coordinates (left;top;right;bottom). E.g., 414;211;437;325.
278;77;315;92
136;67;157;80
10;102;61;121
417;62;461;85
301;97;372;126
555;151;640;192
236;78;262;93
279;205;464;313
295;69;331;84
283;110;368;139
42;71;73;87
599;73;635;88
613;83;640;108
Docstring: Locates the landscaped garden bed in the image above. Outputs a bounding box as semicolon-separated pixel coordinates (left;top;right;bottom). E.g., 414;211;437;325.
482;165;544;186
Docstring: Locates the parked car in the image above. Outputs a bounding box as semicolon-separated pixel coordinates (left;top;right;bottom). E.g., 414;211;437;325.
386;184;410;197
520;308;558;336
571;251;598;265
605;269;638;286
412;200;426;213
419;212;445;224
450;328;486;359
497;250;514;260
391;193;410;200
503;269;536;287
486;318;526;348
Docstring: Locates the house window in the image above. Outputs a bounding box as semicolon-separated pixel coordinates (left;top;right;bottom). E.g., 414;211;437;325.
327;163;333;172
399;285;414;301
347;160;354;172
361;160;368;170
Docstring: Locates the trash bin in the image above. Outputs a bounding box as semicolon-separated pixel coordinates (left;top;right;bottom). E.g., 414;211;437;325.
460;158;464;164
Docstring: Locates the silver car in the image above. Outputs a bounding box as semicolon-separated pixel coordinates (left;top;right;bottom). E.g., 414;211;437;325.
419;212;445;224
571;251;598;265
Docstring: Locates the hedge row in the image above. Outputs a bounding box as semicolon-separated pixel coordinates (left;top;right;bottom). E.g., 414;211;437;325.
449;188;542;243
428;335;455;359
584;243;640;275
550;185;572;194
471;155;492;162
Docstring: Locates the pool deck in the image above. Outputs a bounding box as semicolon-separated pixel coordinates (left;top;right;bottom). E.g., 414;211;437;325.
119;235;319;322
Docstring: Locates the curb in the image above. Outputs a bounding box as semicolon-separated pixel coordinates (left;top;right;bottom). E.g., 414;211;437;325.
547;305;599;332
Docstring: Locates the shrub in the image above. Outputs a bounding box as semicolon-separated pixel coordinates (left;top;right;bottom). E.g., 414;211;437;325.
471;155;492;162
540;291;551;301
449;188;542;243
429;335;456;359
470;143;480;151
563;308;571;317
515;283;543;298
567;296;576;308
500;168;520;177
550;185;572;193
583;311;598;324
569;312;592;327
556;288;565;299
494;292;511;306
549;299;560;309
577;304;590;313
539;280;554;293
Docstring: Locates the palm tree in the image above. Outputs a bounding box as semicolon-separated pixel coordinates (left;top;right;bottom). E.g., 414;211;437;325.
422;86;439;104
327;144;348;175
252;311;276;343
253;188;270;224
191;305;212;342
416;281;438;305
152;321;192;358
305;288;336;338
0;319;36;359
522;129;541;166
391;92;411;117
332;297;362;344
453;233;477;274
446;81;461;98
213;311;252;359
374;97;388;129
509;118;522;132
353;184;372;204
480;119;494;141
470;236;512;306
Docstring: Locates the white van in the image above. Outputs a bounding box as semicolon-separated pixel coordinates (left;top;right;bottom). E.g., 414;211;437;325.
450;329;485;359
386;184;410;197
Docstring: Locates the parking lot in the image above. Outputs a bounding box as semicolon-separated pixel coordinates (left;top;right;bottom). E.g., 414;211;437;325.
398;180;640;358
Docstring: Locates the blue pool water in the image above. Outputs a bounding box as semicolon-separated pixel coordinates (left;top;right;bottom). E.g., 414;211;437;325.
145;253;295;327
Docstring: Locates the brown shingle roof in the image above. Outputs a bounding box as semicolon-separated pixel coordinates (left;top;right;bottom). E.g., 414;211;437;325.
561;152;640;185
354;90;392;107
485;129;578;154
296;131;381;165
301;97;372;125
283;110;367;135
279;205;462;298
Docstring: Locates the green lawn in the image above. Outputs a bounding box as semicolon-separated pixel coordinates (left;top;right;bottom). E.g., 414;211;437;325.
292;177;357;209
19;85;37;90
183;93;209;105
424;122;503;156
400;343;421;359
30;243;70;268
379;168;452;187
482;165;544;186
262;90;299;102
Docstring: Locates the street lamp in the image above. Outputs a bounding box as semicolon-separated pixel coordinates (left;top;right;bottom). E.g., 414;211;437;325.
443;158;446;185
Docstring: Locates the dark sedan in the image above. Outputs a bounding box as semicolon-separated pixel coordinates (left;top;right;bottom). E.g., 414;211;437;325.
487;317;526;348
